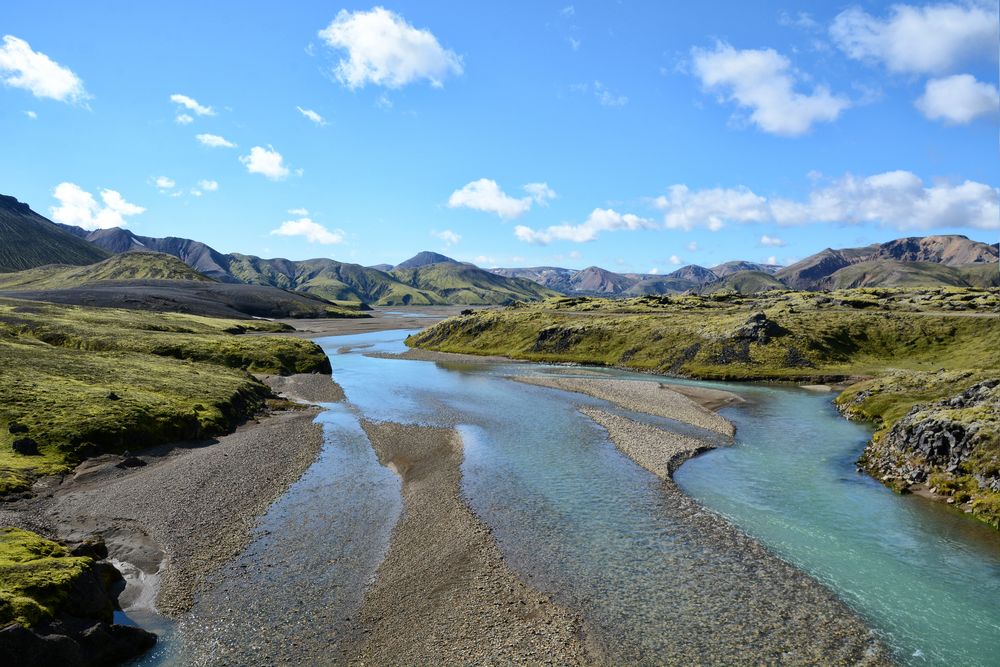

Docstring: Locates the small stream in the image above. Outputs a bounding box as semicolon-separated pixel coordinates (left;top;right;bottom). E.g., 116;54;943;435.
132;327;1000;665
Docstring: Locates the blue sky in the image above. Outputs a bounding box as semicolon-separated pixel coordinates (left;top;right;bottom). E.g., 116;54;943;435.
1;1;997;273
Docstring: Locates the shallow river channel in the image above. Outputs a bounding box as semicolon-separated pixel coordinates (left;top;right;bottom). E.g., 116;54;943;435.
132;327;1000;666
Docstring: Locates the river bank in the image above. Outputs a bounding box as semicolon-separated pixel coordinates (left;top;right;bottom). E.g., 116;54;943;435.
0;373;334;619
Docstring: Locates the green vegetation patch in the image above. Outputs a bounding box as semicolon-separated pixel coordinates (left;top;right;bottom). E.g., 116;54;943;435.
0;298;331;495
0;527;93;627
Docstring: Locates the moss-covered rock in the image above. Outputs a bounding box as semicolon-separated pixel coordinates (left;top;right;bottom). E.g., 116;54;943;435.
857;380;1000;528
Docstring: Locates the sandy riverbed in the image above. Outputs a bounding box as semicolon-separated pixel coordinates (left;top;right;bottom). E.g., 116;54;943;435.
517;376;740;436
352;421;597;665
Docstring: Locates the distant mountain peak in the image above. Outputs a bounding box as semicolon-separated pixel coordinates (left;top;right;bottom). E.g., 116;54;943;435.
394;251;457;269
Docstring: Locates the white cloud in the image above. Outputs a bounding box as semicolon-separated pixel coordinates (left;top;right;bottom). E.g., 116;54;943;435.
196;133;236;148
765;255;779;265
691;42;850;136
153;176;176;190
199;179;219;192
432;229;461;246
687;241;699;252
655;184;769;231
669;255;683;265
560;6;575;17
271;217;345;244
760;234;786;247
523;182;557;205
50;182;144;230
448;179;556;219
831;3;998;74
514;208;655;244
0;35;88;103
175;113;193;125
318;7;462;88
653;171;999;231
648;267;660;274
916;74;999;124
24;110;36;119
190;189;202;197
170;93;214;116
296;106;327;125
288;207;309;216
240;146;291;180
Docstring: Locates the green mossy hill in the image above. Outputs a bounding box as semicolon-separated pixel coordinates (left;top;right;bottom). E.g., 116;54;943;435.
0;252;209;290
409;288;1000;381
226;254;446;306
390;262;561;305
0;527;94;627
410;287;1000;528
821;260;988;290
0;298;331;495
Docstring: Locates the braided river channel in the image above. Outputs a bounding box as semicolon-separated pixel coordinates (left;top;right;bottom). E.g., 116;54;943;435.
133;327;1000;666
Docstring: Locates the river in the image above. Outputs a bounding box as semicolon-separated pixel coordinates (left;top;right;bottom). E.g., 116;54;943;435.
132;327;1000;666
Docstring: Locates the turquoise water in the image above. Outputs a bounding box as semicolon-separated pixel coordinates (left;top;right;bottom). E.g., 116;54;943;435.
326;329;1000;665
131;327;1000;664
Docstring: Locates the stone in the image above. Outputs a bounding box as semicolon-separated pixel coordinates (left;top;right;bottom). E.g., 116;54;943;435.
8;422;28;434
106;392;120;401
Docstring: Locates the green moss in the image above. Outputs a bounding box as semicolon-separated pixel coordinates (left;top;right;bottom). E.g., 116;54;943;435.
0;297;331;495
0;527;93;627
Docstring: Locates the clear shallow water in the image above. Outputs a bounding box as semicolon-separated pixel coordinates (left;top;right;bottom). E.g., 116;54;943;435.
327;330;1000;665
132;328;1000;665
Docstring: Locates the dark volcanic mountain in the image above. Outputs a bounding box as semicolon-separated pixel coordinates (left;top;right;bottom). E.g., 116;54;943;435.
394;251;457;269
666;264;718;284
0;195;109;272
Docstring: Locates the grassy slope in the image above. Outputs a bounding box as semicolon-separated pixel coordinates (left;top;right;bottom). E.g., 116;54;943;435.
226;254;445;305
0;298;330;495
409;288;1000;527
823;260;972;290
391;263;561;305
0;252;209;289
0;527;95;627
0;198;109;273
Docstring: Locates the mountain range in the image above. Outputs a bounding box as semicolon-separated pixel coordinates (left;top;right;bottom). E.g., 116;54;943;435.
0;193;996;314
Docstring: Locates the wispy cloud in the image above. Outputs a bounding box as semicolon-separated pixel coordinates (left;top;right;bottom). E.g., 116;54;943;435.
196;133;236;148
432;229;461;247
514;209;655;244
271;217;345;244
296;106;327;126
654;171;999;231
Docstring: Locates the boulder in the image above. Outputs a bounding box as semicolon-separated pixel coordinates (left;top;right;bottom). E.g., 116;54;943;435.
7;422;28;434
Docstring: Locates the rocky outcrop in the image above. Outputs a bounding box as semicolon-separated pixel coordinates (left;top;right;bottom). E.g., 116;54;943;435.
730;312;788;344
0;531;156;666
858;380;1000;526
